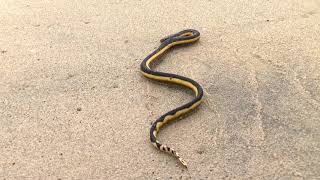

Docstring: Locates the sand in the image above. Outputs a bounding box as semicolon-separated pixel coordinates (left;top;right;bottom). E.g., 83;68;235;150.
1;0;320;179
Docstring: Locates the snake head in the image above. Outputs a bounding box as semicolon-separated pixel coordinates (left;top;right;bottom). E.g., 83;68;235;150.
160;29;200;43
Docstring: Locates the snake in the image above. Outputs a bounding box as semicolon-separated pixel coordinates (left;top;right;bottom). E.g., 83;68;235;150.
140;29;203;168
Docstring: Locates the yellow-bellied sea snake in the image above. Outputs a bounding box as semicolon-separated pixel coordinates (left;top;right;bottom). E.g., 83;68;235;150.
140;29;203;168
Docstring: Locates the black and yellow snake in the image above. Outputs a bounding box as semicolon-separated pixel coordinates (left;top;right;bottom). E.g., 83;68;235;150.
140;29;203;167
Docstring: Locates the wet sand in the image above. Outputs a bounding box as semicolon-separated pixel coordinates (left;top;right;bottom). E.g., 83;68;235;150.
1;0;320;179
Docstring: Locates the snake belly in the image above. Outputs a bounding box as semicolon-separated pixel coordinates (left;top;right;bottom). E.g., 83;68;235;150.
140;29;203;167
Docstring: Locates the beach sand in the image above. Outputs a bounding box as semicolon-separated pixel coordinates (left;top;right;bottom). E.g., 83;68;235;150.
1;0;319;179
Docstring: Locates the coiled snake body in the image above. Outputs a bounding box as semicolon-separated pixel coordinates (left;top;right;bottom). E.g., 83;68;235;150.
140;29;203;167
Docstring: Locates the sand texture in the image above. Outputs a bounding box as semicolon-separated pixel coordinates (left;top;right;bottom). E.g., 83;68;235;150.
1;0;320;179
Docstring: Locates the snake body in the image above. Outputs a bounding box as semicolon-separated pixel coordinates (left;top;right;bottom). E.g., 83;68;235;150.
140;29;203;167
